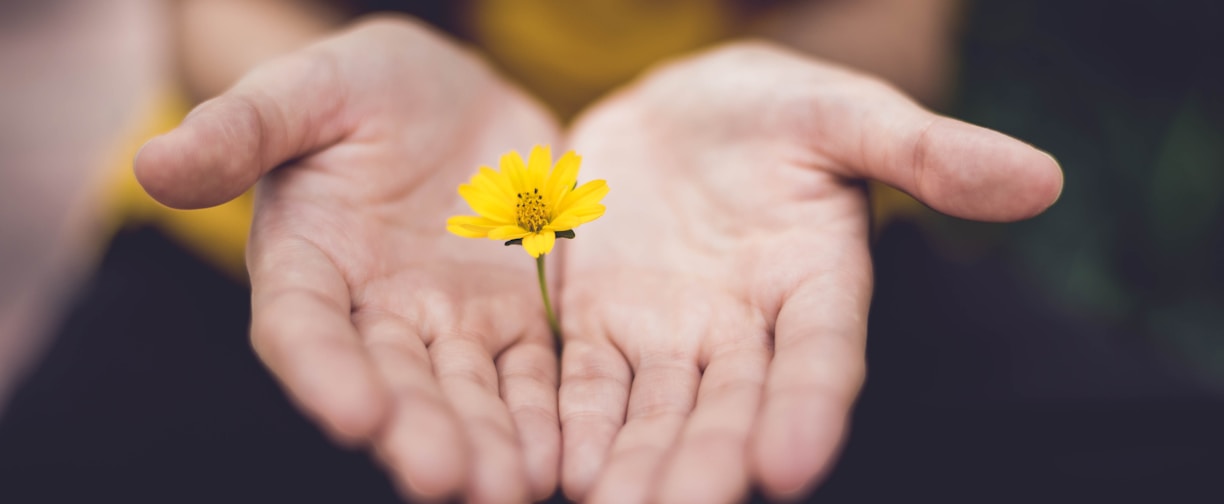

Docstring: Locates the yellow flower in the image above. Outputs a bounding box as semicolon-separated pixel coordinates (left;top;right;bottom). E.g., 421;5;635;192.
447;145;608;257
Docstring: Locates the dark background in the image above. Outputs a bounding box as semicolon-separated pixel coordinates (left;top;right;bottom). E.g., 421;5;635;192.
2;1;1222;502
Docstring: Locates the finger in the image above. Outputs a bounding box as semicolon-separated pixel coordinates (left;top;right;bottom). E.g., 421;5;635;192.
430;337;530;504
134;49;350;209
248;237;388;446
812;77;1063;222
655;345;770;504
356;314;467;501
558;340;632;501
751;251;872;499
585;356;701;504
495;340;561;501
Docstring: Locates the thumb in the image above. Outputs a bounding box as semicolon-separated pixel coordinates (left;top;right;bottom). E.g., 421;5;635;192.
814;79;1063;222
134;52;349;209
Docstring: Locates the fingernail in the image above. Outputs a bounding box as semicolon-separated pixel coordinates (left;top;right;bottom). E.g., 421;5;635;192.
1039;149;1061;169
134;138;154;162
1037;149;1065;209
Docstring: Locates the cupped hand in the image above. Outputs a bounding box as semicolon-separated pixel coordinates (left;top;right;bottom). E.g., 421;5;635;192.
557;41;1062;503
135;17;562;503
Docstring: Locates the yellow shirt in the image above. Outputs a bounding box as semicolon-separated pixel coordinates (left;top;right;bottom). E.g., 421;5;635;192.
103;0;919;280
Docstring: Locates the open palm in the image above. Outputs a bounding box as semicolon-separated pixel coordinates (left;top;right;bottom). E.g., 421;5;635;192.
136;18;562;503
556;42;1063;504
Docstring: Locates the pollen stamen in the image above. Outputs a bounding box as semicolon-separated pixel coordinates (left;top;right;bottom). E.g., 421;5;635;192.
516;188;549;232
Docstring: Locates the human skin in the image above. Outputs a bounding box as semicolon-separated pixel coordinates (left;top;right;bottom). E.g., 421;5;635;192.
137;17;564;503
556;42;1062;503
175;0;343;101
135;12;1062;504
752;0;963;107
0;0;167;417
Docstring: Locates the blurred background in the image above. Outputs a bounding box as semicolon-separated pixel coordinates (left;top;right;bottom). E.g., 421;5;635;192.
1;0;1221;502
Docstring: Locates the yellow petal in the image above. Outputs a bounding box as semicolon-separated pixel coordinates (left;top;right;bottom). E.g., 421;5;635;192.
527;145;551;191
447;215;501;238
544;151;581;210
556;179;609;214
500;150;529;194
472;166;515;201
548;204;605;230
521;230;556;258
458;184;515;222
489;225;531;240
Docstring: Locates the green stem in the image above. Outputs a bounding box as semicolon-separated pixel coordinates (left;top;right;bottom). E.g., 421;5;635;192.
536;255;562;347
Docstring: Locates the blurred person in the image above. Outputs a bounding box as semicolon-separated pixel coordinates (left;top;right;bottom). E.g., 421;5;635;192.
4;3;973;502
0;0;169;417
1;1;1221;504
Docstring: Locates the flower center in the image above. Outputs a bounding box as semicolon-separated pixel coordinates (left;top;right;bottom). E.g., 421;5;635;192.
516;188;549;233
